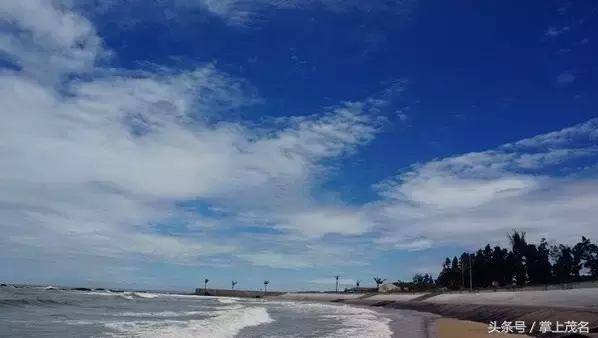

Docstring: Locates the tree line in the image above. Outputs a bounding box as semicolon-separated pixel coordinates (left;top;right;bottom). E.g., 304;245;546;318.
432;231;598;290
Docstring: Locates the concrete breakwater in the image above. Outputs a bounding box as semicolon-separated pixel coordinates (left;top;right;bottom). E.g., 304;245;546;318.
277;289;598;337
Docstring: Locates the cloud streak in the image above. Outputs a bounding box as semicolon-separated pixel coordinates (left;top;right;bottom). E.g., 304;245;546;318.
370;118;598;249
88;0;418;26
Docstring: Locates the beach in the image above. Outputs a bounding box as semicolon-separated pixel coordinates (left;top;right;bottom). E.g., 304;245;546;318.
435;319;531;338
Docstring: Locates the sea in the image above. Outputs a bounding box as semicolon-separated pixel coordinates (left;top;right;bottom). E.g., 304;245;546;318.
0;286;436;337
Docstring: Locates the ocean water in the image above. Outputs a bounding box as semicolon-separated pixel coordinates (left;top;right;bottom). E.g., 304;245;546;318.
0;286;433;337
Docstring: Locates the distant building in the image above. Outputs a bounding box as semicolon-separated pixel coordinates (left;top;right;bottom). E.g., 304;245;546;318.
378;283;400;293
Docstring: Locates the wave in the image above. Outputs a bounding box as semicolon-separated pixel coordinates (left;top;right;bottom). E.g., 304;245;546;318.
217;297;239;304
279;302;394;338
114;292;160;300
134;292;159;299
117;294;134;300
114;311;208;317
0;298;76;307
125;292;159;299
103;306;274;338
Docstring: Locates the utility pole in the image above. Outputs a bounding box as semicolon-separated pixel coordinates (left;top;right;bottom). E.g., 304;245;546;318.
335;275;339;293
469;253;473;291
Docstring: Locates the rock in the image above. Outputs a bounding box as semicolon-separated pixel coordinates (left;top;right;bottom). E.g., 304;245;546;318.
0;284;7;287
72;287;92;291
378;283;400;293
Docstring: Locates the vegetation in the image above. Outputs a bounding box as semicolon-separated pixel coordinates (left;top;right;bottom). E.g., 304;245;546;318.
392;274;436;292
373;277;386;291
198;231;598;295
231;281;238;290
431;231;598;290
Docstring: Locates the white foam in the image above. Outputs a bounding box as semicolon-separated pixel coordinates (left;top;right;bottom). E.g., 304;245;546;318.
279;302;394;338
215;304;245;311
132;292;159;299
103;320;187;332
104;306;274;338
217;297;239;304
114;311;208;317
117;294;134;300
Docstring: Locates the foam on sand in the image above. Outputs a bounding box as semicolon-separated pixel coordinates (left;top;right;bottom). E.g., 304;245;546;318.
104;305;274;338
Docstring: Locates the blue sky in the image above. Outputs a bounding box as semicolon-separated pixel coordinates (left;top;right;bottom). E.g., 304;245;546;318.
1;0;597;292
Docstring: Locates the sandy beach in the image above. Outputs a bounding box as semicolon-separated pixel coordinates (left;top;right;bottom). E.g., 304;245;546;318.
435;318;532;338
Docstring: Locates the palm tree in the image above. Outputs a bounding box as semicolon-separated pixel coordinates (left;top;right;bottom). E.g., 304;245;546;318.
373;277;386;291
263;280;269;295
231;281;238;290
204;278;209;293
335;275;340;293
508;230;527;285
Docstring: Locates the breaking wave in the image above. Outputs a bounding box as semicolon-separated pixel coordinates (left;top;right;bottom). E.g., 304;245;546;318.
104;306;274;338
217;297;239;304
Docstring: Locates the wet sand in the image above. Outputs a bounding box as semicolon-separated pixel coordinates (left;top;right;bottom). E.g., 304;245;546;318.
435;318;532;338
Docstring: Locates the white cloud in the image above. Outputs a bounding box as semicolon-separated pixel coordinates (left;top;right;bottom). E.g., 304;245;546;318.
370;118;598;250
556;71;576;85
309;277;356;285
0;0;106;81
0;0;398;277
234;236;372;269
89;0;418;26
545;25;570;37
2;0;597;286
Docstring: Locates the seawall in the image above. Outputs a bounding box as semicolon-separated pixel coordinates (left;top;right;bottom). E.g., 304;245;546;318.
277;289;598;337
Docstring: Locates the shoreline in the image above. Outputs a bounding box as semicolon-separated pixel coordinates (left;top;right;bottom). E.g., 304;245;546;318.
271;290;598;338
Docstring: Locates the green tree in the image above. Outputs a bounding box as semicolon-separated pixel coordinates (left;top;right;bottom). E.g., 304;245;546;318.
491;246;510;286
436;258;454;288
373;277;386;291
508;230;528;285
552;244;574;282
435;231;598;289
585;242;598;277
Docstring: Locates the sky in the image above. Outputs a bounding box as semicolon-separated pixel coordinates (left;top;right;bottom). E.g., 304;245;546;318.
0;0;597;292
